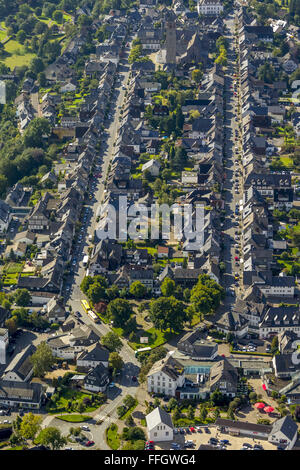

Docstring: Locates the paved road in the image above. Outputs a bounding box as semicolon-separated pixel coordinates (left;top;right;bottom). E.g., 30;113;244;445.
60;37;142;449
221;12;243;309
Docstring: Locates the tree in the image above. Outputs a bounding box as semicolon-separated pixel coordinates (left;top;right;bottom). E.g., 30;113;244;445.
30;341;55;377
172;406;181;422
199;406;208;422
168;397;178;411
87;282;106;304
129;281;146;299
19;413;42;441
175;106;184;131
191;69;203;83
30;57;44;75
80;276;94;294
123;395;136;409
53;10;63;23
122;426;145;441
37;427;67;450
160;277;176;297
16;30;26;44
109;352;124;373
258;63;275;84
187;404;194;420
5;316;17;335
14;289;31;307
0;175;8;197
271;336;279;354
149;296;187;332
190;274;224;318
173;146;187;170
23;118;51;148
101;331;122;352
125;414;134;427
38;72;47;87
183;288;190;302
211;389;225;406
227;407;235;420
106;299;132;328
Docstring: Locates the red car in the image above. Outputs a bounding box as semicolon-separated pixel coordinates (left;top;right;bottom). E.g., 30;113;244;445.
189;427;196;433
85;440;94;447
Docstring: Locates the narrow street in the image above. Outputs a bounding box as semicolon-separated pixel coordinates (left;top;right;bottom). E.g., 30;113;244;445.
222;10;243;308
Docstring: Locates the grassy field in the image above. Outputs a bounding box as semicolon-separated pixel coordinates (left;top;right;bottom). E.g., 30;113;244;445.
128;327;178;350
106;424;120;450
279;156;294;167
5;262;24;274
56;414;91;423
3;39;36;69
2;273;19;286
120;399;138;421
46;388;99;414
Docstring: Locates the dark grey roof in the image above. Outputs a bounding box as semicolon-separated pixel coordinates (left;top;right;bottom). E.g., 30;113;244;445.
3;344;35;380
0;380;43;405
215;418;271;434
84;363;109;388
271;416;298;442
273;354;298;375
77;343;109;363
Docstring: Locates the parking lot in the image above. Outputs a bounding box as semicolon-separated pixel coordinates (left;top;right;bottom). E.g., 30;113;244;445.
155;426;278;451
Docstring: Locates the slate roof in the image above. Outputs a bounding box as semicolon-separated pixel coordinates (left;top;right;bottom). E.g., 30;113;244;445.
271;415;298;442
146;407;173;431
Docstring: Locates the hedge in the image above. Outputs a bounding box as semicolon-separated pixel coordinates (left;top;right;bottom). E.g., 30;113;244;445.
230;347;272;357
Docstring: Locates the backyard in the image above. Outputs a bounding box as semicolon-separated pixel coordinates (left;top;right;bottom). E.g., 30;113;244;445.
46;386;102;414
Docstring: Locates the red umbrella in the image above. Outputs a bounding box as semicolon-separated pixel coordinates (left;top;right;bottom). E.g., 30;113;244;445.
264;406;274;413
254;402;265;409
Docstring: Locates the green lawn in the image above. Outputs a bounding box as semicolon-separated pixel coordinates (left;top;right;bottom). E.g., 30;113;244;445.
3;39;36;69
56;414;91;423
5;262;24;274
135;245;157;256
279;156;294;168
0;30;7;41
106;424;120;450
129;327;178;350
120;399;138;421
46;388;99;414
2;273;18;285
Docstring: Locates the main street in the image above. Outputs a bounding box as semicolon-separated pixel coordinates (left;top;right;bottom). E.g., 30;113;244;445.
222;10;243;309
57;36;142;447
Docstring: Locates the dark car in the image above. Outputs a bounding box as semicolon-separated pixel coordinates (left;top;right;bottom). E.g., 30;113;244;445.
132;376;137;382
243;443;252;449
220;439;229;445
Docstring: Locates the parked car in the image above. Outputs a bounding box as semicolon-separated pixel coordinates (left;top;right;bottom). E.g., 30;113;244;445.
85;441;94;447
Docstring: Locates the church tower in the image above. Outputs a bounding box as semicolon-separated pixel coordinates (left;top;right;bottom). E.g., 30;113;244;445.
165;12;176;65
